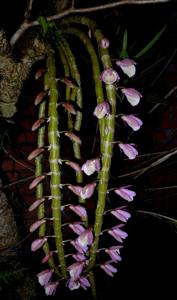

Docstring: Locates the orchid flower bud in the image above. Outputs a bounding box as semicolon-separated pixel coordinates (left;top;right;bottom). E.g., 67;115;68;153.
93;102;110;119
69;205;87;218
110;208;131;222
29;175;45;190
121;88;142;106
68;279;80;290
119;143;138;159
27;147;44;160
100;262;117;277
29;219;46;233
121;114;143;131
114;186;136;202
65;161;81;172
28;198;45;212
100;68;120;84
105;246;122;262
31;118;46;131
64;132;82;144
41;251;54;264
116;59;137;77
77;228;93;249
62;103;76;115
34;91;46;105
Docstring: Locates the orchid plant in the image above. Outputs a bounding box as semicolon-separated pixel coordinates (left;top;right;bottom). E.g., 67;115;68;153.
27;16;143;298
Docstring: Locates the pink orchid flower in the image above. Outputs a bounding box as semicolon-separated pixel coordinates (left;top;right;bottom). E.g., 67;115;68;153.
77;228;93;250
121;88;142;106
116;59;137;77
71;239;88;254
81;158;100;176
72;253;86;262
44;281;59;296
34;91;46;105
100;68;120;84
68;279;80;290
105;246;122;262
110;208;131;222
108;226;128;243
79;277;90;290
37;269;53;286
119;143;138;159
68;183;96;199
114;186;136;202
121;114;143;131
31;237;47;252
100;262;117;277
68;262;84;281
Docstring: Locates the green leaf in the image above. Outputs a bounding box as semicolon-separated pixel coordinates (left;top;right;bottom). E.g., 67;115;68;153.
37;16;49;36
134;25;167;59
120;30;128;58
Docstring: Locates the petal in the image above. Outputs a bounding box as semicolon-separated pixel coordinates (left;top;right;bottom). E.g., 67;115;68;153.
69;223;85;235
80;183;96;199
69;205;87;218
37;269;53;286
121;115;143;131
68;262;84;280
100;38;110;49
114;187;136;202
68;279;80;290
44;282;59;296
121;88;142;106
119;143;138;159
100;68;120;84
116;59;136;78
111;209;131;222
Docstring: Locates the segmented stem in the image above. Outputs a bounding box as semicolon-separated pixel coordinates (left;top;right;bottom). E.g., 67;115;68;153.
47;45;67;279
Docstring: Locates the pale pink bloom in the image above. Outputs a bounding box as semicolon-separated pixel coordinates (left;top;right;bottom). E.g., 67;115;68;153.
29;219;46;233
119;143;138;159
116;59;137;77
121;114;143;131
68;262;84;280
93;101;110;119
31;237;47;252
80;183;96;199
69;205;87;218
72;253;86;262
77;228;93;249
65;161;81;172
71;239;88;253
31;118;45;131
41;251;54;264
68;279;80;290
62;102;76;115
44;281;59;296
27;147;44;160
79;277;90;290
100;262;117;277
37;269;53;286
100;68;120;84
34;91;46;105
105;246;122;262
108;226;128;243
114;186;136;202
28;198;45;212
111;208;131;222
100;38;110;49
65;132;82;144
29;175;45;190
69;222;85;235
81;158;101;176
121;88;142;106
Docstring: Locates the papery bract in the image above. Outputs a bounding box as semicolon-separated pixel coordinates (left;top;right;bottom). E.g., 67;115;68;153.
37;269;53;286
121;114;143;131
100;68;120;84
44;281;59;296
100;262;117;277
119;143;138;160
121;88;142;106
65;132;82;144
62;102;76;115
114;186;136;202
116;59;136;77
31;237;47;252
31;118;46;131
